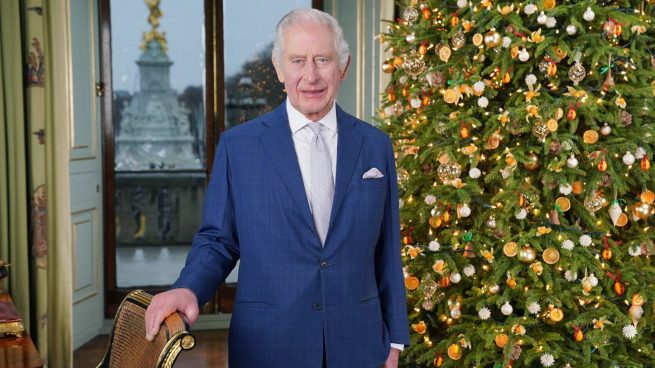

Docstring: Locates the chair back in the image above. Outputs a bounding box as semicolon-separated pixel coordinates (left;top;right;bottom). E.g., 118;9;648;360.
97;289;195;368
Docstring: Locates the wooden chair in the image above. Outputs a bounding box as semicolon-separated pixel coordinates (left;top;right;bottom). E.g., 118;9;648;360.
97;289;195;368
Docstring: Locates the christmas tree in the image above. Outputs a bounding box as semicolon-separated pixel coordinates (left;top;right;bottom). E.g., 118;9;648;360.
379;1;655;367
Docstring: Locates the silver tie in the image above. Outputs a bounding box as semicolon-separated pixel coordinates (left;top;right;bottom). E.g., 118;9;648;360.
308;122;334;246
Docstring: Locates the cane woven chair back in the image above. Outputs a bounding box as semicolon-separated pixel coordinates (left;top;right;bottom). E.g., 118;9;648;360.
97;289;195;368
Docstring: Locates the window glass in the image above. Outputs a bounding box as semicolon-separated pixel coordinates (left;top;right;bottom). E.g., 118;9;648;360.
223;0;311;129
111;0;205;287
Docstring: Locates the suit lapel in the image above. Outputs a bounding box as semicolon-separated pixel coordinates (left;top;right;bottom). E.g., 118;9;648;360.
260;104;315;230
329;106;364;229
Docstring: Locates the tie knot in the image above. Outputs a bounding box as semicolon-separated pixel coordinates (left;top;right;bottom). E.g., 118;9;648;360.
307;122;323;136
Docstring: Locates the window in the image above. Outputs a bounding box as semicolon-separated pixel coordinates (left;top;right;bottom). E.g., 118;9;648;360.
101;0;321;317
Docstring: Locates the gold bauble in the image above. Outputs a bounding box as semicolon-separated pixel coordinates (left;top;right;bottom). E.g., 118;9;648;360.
614;281;625;296
543;0;556;8
524;153;540;171
518;246;536;263
602;248;613;260
382;60;395;73
542;247;560;264
573;329;584;342
429;216;443;228
483;30;501;48
633;202;652;220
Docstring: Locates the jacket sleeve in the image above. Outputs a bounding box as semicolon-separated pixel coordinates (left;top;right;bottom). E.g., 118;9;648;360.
171;135;240;306
375;137;410;346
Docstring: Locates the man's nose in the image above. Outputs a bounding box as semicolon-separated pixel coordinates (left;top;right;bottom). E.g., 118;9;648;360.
303;61;319;82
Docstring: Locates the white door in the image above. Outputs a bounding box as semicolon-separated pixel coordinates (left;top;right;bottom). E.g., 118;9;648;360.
70;0;104;349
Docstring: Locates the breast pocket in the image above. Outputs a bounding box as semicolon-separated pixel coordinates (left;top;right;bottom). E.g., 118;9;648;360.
359;178;387;226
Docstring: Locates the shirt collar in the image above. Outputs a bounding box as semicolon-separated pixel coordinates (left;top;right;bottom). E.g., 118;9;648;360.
286;98;337;135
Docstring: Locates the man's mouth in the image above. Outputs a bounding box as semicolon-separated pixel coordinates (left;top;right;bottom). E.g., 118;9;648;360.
301;89;326;97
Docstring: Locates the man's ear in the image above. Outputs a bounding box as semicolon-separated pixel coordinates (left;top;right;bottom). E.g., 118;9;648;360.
272;57;285;83
340;56;351;80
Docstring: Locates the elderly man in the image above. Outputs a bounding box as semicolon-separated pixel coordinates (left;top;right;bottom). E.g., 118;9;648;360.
145;8;409;368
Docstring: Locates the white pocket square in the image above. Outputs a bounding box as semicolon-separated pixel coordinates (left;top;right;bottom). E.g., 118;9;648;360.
362;168;384;179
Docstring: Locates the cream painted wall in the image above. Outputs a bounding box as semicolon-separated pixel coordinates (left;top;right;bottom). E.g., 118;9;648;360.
324;0;395;125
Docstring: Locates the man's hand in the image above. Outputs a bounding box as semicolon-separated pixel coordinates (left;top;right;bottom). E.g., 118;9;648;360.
145;288;199;341
383;348;400;368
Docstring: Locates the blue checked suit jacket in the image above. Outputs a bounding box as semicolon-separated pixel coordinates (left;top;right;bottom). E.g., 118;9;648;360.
173;103;410;368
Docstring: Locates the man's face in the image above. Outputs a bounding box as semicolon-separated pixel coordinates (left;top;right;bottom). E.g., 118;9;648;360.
273;22;349;122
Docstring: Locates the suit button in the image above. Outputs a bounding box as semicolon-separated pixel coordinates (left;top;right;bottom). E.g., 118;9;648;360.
313;303;322;310
320;261;329;269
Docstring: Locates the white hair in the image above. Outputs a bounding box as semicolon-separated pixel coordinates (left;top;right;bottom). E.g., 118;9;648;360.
272;8;350;71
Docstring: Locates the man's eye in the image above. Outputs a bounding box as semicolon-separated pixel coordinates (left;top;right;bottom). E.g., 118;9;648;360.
316;57;328;64
292;59;304;64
